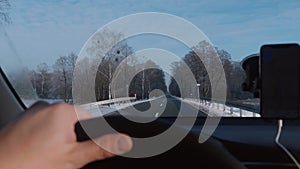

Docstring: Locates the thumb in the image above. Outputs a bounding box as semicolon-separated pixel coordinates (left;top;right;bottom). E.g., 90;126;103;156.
73;133;133;167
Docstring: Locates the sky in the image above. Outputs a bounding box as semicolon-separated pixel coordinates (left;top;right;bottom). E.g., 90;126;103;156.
1;0;300;70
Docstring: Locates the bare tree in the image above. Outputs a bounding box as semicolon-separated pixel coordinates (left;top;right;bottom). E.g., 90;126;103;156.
95;42;134;100
169;60;196;98
0;0;11;24
73;29;136;103
124;60;167;100
52;53;78;102
169;41;254;101
8;68;37;100
170;41;231;100
91;30;134;101
36;63;50;97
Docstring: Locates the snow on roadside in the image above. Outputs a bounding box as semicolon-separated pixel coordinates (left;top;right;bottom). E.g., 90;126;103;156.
77;97;160;117
23;97;160;117
174;96;260;117
22;99;65;107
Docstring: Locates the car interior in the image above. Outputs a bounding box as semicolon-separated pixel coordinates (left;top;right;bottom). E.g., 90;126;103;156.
1;1;300;169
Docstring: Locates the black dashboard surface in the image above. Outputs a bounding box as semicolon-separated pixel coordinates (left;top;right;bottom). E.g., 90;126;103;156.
76;117;300;169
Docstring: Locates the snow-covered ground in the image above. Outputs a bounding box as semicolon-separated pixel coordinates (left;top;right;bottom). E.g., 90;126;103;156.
23;97;158;117
175;96;260;117
77;97;160;117
22;99;65;107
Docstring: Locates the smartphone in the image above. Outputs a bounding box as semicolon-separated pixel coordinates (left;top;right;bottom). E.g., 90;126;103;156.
260;43;300;118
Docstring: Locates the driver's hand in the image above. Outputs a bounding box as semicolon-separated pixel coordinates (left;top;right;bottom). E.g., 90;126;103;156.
0;102;133;169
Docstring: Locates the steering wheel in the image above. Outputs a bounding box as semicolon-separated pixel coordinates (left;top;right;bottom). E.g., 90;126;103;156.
75;116;247;169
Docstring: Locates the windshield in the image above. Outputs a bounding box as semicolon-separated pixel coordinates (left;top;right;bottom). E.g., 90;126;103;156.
1;0;299;118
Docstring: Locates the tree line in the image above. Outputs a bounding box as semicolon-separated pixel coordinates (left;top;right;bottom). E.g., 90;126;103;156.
17;40;250;103
27;31;168;103
74;30;167;103
169;41;252;101
28;53;77;102
12;30;251;103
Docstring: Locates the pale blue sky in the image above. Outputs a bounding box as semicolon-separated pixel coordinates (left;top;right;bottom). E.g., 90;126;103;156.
2;0;300;69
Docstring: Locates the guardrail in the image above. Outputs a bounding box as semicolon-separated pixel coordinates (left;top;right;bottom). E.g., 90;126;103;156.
199;97;260;113
180;96;260;117
78;97;137;116
99;97;137;106
80;96;136;107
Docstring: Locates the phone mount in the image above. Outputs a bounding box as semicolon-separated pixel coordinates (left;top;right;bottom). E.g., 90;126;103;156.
241;44;300;118
241;54;260;98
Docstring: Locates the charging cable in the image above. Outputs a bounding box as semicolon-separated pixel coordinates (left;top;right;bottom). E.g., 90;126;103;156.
275;119;300;169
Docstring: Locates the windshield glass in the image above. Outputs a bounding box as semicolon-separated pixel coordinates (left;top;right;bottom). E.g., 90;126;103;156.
1;0;299;118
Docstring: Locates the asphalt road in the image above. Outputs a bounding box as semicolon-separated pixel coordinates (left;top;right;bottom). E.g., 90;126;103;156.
108;95;207;118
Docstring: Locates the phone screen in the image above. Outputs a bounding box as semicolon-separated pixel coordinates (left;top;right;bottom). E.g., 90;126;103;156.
260;44;300;118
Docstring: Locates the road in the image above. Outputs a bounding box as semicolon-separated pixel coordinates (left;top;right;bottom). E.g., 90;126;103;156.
107;95;207;117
